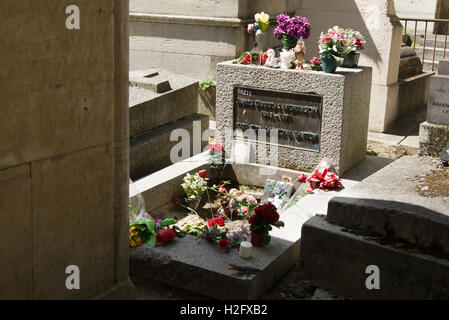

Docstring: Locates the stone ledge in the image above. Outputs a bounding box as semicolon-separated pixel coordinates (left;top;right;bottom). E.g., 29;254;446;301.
300;216;449;299
130;232;299;300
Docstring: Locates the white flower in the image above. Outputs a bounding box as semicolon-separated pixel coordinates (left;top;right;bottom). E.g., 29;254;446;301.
256;29;263;36
255;12;269;24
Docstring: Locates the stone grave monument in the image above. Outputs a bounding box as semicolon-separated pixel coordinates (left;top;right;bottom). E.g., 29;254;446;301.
215;61;372;175
419;60;449;157
129;69;209;180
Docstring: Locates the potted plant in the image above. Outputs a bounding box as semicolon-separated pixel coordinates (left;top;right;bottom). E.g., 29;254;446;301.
341;29;366;68
248;202;284;247
318;26;352;73
274;13;311;69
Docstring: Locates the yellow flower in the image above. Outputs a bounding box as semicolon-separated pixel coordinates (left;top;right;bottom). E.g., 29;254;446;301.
130;226;136;231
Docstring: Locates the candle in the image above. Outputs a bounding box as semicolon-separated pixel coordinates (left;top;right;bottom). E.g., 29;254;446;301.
239;241;253;259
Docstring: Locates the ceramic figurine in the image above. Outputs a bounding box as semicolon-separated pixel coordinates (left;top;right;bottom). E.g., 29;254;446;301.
264;49;277;68
280;49;295;69
294;38;307;70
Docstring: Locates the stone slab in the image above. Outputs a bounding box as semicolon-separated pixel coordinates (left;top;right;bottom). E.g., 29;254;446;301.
438;59;449;75
327;196;449;255
333;156;448;216
419;121;449;156
216;61;372;175
130;233;300;300
399;135;419;155
129;69;199;137
427;75;449;125
300;216;449;299
130;113;209;180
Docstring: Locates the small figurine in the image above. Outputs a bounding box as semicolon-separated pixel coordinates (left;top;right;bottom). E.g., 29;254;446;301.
280;49;295;69
294;38;307;70
264;49;278;68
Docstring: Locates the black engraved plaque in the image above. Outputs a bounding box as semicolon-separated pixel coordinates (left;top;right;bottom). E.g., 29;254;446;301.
233;86;322;152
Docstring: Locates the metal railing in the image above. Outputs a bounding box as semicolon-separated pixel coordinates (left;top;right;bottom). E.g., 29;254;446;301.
399;17;449;71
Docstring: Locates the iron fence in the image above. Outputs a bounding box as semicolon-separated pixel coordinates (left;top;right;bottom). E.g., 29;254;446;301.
399;17;449;71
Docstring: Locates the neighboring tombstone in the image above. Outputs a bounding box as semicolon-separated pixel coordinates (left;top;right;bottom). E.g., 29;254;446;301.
427;74;449;125
438;59;449;76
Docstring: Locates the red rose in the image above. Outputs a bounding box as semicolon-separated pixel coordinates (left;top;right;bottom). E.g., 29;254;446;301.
172;197;180;204
219;239;230;249
255;203;279;224
297;173;307;183
198;169;208;179
355;38;364;49
156;228;176;243
208;217;225;227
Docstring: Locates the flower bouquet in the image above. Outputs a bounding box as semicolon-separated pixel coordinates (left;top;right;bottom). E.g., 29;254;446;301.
248;202;284;247
181;172;207;210
274;13;311;50
318;26;352;73
129;217;181;247
274;13;310;70
341;29;366;67
247;12;270;50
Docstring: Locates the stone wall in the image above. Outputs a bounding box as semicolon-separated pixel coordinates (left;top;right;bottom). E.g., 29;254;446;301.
298;0;403;132
129;0;302;79
0;0;134;299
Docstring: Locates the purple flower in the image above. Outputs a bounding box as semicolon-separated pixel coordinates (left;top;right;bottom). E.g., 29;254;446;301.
273;26;284;39
277;13;289;25
274;14;311;40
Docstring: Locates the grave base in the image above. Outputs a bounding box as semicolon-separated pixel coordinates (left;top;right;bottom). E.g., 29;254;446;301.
130;235;299;300
129;155;306;299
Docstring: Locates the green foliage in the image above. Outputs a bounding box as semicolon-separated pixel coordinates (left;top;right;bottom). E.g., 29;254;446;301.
199;80;216;91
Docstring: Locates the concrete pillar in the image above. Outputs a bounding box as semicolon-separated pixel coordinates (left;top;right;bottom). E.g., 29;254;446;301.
0;0;134;299
299;0;403;132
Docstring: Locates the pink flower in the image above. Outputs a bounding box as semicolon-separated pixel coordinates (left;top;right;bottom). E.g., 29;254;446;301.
310;57;322;65
240;206;249;215
323;171;342;189
207;144;224;153
297;173;307;183
355;38;364;49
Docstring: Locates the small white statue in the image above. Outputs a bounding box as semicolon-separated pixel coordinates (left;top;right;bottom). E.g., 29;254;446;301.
280;49;295;69
265;49;276;67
